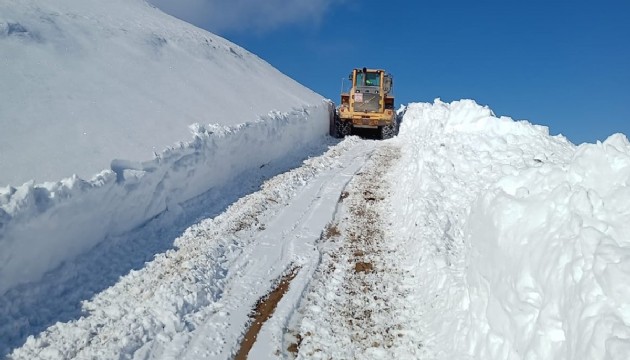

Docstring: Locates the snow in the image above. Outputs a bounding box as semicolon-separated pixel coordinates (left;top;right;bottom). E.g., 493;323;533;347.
0;0;322;187
466;133;630;359
288;144;426;358
2;1;630;358
390;99;630;359
0;0;327;296
5;137;373;359
0;105;332;296
3;90;630;359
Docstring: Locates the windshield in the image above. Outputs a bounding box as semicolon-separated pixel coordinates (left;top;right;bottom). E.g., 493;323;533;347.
355;72;380;87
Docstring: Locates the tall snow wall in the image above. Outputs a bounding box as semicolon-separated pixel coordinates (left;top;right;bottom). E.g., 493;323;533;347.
0;104;331;295
465;132;630;359
392;99;630;359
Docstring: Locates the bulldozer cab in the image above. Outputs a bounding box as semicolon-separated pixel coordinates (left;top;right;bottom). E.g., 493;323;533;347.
356;71;380;87
342;69;392;94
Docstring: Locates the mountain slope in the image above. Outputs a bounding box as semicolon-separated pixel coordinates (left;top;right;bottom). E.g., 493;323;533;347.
0;0;322;186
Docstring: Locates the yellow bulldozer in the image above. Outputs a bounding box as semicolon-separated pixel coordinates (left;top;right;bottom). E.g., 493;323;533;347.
330;67;398;139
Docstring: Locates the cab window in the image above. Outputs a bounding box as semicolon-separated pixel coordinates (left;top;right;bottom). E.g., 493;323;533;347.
365;72;380;86
355;72;365;86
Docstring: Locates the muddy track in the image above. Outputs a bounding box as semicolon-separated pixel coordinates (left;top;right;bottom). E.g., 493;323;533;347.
235;267;300;360
286;144;410;358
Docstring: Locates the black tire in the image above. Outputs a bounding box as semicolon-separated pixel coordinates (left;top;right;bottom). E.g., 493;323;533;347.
380;123;396;140
333;114;351;138
329;111;338;137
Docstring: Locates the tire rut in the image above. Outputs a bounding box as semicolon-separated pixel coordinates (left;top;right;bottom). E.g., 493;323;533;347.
235;266;300;360
286;144;409;358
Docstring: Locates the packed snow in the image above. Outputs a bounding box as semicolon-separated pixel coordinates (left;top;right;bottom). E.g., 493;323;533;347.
2;1;630;359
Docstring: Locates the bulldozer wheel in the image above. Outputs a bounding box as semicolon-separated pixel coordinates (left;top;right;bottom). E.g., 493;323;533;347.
333;115;351;138
380;123;396;140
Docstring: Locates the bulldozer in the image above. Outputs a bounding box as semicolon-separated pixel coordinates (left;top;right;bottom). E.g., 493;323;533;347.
330;67;398;139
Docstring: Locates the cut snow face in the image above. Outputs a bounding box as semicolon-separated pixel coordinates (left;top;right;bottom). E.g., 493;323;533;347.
0;0;322;187
0;105;331;296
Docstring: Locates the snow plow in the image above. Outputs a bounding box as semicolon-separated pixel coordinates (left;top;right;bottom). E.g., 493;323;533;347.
330;68;398;140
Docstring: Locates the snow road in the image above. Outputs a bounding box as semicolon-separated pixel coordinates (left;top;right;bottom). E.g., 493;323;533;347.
7;137;382;359
177;138;375;359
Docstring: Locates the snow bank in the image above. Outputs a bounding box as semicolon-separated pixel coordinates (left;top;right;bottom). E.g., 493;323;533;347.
0;104;331;295
466;133;630;359
391;99;571;358
392;99;630;359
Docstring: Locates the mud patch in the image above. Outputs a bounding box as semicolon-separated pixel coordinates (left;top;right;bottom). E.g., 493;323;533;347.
323;223;341;239
354;262;373;273
287;332;303;355
235;267;300;360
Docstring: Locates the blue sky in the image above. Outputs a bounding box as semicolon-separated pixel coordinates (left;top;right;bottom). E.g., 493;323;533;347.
152;0;629;144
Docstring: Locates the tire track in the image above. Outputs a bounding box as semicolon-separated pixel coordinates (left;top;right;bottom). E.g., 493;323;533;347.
287;144;413;358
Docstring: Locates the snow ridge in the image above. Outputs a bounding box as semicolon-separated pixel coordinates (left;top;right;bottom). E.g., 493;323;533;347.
466;133;630;359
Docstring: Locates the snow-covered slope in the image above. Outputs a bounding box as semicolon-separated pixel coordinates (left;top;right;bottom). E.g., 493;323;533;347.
0;0;329;296
0;0;322;187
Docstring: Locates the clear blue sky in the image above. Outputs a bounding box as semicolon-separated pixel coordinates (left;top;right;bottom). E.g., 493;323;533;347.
154;0;630;145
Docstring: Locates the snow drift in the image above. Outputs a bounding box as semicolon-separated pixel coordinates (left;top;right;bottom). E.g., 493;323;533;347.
391;99;630;359
0;0;330;296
